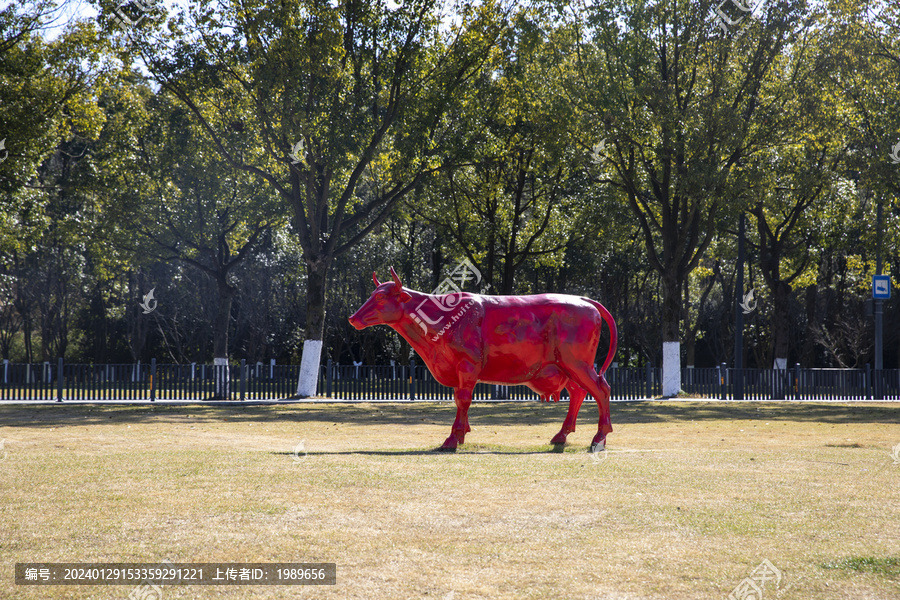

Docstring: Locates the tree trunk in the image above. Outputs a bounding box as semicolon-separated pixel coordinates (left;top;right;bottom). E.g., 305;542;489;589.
296;259;329;397
211;277;236;399
128;271;150;362
54;293;69;360
501;255;515;295
88;285;108;363
485;222;496;293
21;313;33;365
430;234;443;291
213;280;236;359
770;280;792;366
683;339;696;369
39;304;56;362
661;274;682;397
801;283;818;367
683;280;695;368
769;279;792;399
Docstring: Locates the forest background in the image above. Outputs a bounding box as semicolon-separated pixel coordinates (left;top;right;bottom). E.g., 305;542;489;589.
0;0;898;388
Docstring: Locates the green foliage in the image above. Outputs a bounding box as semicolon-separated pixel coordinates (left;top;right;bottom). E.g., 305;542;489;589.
413;5;594;294
822;556;900;579
0;0;897;368
0;3;114;261
564;0;814;340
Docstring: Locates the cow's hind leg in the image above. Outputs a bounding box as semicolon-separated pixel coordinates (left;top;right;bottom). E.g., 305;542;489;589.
563;363;612;450
550;382;587;445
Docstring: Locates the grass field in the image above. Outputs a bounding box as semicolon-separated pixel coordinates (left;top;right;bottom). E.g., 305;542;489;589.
1;400;899;599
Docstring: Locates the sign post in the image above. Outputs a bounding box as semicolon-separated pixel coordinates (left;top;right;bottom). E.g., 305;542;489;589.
873;275;891;300
873;275;891;376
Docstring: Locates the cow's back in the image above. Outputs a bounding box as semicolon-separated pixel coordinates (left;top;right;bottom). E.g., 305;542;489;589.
476;293;602;384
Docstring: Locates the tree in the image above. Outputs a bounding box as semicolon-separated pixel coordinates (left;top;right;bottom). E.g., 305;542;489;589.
100;91;282;396
1;6;115;363
747;147;842;370
104;0;507;394
0;3;109;206
566;0;809;394
414;7;585;295
821;0;900;367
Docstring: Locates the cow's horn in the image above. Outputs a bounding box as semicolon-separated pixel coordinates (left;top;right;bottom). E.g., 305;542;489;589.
373;271;381;287
389;266;403;289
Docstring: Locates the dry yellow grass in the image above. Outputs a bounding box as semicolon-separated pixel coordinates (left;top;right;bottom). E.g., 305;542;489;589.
1;400;899;599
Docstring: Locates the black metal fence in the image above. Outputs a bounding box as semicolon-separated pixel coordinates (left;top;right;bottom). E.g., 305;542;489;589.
1;359;898;402
0;359;300;401
686;364;900;401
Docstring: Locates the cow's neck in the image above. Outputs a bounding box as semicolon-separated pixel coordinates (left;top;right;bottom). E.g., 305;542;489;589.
390;291;445;365
392;320;433;358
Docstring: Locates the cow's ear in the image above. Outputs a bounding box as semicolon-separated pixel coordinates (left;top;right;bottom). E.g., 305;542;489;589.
397;290;411;303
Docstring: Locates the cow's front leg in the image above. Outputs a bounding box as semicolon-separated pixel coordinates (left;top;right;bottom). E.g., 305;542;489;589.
441;388;473;451
441;362;478;451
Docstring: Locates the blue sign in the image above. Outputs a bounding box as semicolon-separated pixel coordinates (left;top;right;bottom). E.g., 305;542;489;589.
873;275;891;299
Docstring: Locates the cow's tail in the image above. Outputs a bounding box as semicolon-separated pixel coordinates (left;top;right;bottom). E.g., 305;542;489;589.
585;298;618;375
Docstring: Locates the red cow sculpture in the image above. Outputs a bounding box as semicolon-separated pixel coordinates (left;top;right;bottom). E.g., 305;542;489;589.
348;267;618;451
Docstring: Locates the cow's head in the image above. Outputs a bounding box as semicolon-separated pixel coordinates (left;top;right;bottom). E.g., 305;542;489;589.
348;267;413;330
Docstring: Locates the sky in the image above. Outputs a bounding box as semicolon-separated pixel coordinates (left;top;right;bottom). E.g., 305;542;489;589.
0;0;97;40
5;0;410;42
1;0;190;41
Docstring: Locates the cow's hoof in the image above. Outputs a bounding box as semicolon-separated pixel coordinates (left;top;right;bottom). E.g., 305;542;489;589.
436;445;457;453
590;441;605;453
440;435;459;451
550;431;568;445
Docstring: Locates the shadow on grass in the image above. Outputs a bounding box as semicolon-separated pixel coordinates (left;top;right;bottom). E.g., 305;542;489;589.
271;443;575;457
0;400;898;430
